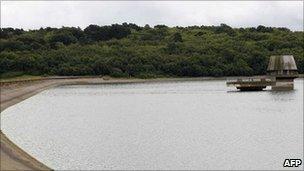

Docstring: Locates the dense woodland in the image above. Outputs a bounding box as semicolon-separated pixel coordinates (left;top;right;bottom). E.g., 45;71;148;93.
0;23;303;78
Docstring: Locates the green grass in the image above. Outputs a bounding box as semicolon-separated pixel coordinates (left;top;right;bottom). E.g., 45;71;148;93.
0;72;44;82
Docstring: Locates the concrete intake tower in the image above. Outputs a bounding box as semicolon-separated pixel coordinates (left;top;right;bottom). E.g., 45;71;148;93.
267;55;298;90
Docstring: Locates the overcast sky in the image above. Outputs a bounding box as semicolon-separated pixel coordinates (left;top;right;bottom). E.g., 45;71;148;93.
1;1;303;31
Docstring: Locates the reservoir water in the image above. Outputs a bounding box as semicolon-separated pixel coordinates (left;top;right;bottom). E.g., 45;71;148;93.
1;79;303;170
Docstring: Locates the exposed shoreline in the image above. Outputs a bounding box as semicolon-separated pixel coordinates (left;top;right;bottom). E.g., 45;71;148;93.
0;75;302;170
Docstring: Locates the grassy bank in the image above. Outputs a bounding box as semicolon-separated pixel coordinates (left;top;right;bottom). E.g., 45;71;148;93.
1;74;303;85
0;74;44;82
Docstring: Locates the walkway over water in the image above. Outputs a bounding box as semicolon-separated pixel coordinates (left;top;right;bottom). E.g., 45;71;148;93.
226;77;275;91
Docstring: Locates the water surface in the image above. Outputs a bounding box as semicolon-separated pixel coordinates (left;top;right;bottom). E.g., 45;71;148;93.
1;79;303;170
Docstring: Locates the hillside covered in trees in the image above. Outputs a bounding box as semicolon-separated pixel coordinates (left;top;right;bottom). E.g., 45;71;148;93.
0;23;303;78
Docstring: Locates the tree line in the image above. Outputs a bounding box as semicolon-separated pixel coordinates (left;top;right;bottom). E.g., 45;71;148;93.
0;23;303;78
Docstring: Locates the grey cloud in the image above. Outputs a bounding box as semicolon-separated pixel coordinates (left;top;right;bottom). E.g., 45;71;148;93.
1;1;303;31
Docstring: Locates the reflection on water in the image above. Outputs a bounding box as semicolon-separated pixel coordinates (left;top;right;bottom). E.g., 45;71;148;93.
1;79;303;170
269;90;297;102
